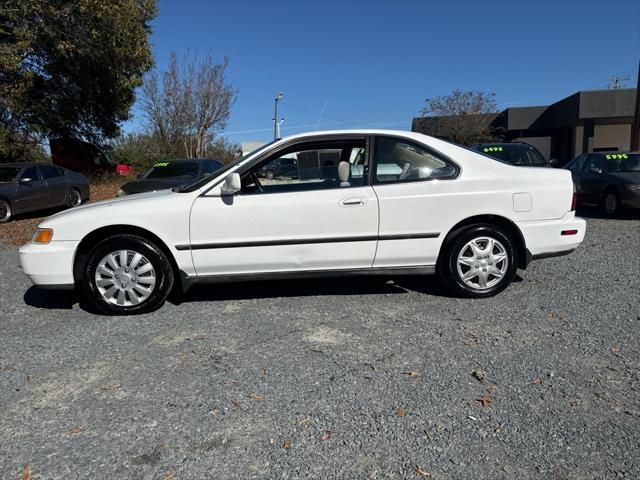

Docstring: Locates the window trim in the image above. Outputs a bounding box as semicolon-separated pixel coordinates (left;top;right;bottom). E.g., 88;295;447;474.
237;136;373;196
370;135;461;186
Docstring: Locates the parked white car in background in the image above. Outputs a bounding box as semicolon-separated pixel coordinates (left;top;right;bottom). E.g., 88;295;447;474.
19;130;586;315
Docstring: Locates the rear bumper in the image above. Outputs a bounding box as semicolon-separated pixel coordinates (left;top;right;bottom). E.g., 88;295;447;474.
517;212;586;264
18;241;78;289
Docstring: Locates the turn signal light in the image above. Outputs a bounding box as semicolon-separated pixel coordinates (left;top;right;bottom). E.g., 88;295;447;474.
32;228;54;244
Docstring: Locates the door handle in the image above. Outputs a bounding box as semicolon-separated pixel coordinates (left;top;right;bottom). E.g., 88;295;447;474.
341;197;364;206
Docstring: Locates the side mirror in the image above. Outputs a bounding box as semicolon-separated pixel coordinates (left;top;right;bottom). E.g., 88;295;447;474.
220;172;241;195
19;177;33;184
136;174;143;179
549;158;559;167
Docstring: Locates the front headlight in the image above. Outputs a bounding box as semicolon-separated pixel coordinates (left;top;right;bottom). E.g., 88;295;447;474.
116;188;127;197
32;228;54;244
625;184;640;192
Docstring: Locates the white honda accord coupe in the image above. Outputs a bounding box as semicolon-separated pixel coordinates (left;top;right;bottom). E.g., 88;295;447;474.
19;130;586;315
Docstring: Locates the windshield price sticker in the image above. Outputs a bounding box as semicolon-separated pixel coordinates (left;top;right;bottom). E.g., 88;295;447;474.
605;154;628;160
483;146;503;153
154;162;170;167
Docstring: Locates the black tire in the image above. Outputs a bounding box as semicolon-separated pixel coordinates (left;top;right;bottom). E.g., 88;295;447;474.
0;199;11;223
79;234;174;315
437;224;518;298
601;190;620;217
66;188;82;208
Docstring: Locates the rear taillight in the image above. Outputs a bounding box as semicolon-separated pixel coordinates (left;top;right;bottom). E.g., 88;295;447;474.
571;188;577;211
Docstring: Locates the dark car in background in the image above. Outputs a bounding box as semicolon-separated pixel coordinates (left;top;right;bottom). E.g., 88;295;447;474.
564;151;640;216
117;158;223;196
470;142;555;167
258;156;298;179
0;163;90;223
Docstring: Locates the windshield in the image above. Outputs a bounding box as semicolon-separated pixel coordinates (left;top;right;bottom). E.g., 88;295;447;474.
605;153;640;172
0;167;20;183
478;145;547;166
175;141;277;193
143;161;199;179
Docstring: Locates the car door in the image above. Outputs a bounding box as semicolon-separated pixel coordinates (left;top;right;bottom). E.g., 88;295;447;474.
15;166;49;212
581;154;607;205
188;138;379;276
39;165;68;205
370;136;460;268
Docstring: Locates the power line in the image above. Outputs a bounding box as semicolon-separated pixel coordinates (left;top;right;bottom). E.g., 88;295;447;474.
280;101;362;126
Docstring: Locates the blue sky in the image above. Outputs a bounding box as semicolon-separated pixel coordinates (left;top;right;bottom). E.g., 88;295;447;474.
124;0;640;143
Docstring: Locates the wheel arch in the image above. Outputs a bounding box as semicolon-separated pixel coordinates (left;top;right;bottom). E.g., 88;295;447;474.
73;224;184;291
438;214;528;270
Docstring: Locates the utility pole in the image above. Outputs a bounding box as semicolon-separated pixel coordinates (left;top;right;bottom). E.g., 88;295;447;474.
607;75;629;89
275;118;284;139
274;91;284;140
631;60;640;151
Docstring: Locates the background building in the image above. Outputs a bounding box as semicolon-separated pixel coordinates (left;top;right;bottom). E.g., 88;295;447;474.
412;88;636;164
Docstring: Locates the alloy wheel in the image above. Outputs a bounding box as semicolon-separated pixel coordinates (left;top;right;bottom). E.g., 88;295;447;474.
456;236;509;290
69;189;82;207
94;249;156;306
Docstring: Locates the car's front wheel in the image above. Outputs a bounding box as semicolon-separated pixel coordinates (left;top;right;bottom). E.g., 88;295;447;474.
80;234;174;315
0;199;11;223
438;225;518;297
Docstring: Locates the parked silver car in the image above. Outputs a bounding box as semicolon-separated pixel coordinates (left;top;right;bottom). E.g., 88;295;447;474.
0;163;90;223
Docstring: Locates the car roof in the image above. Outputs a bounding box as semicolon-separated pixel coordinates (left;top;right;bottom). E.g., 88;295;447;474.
0;162;56;168
591;151;638;155
471;142;530;147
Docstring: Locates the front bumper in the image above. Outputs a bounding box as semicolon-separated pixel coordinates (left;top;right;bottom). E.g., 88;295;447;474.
516;211;586;261
18;240;79;289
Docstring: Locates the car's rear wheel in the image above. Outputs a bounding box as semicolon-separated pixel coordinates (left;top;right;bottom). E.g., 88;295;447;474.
438;224;518;297
0;199;11;223
80;234;174;315
66;188;82;208
602;190;620;216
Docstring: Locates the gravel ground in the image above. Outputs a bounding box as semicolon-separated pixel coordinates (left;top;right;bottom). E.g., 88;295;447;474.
1;212;639;479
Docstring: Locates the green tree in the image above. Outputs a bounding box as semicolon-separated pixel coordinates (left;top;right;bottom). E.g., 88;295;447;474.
0;0;156;145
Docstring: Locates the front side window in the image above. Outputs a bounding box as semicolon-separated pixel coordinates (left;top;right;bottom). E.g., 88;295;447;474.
243;140;367;194
374;137;457;183
21;166;41;181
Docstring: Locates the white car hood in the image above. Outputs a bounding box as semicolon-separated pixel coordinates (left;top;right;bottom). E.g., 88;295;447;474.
46;189;175;220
